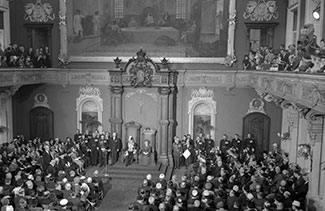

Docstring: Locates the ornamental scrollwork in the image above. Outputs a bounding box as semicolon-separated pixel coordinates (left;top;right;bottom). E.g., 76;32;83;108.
125;49;157;88
59;10;66;26
191;87;214;99
228;10;237;25
243;0;279;21
24;0;55;23
79;85;101;97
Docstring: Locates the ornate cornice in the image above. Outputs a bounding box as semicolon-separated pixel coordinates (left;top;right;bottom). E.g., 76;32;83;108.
0;69;324;114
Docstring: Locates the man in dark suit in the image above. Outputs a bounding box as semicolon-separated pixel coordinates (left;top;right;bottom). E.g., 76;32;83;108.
205;134;215;154
219;134;231;162
74;129;81;142
109;132;122;165
293;170;308;208
244;133;256;153
231;134;243;154
42;143;52;172
89;134;99;166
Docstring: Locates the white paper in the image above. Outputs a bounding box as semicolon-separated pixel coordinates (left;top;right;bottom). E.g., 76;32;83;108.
183;149;191;159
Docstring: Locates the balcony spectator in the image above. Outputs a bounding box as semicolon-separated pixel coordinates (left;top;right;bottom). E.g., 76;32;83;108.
297;53;314;72
285;55;299;71
242;55;250;70
255;50;264;70
288;44;296;55
249;51;257;70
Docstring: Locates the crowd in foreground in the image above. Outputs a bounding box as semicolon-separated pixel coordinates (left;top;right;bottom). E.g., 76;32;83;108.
130;133;308;211
0;133;106;211
0;43;51;68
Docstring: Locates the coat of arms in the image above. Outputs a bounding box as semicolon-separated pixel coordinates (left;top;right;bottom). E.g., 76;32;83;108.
125;49;156;88
24;0;55;22
243;0;278;21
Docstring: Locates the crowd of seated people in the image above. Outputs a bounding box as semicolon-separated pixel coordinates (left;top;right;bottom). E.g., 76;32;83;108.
0;43;51;68
129;133;308;211
0;133;106;211
243;24;325;74
242;40;325;74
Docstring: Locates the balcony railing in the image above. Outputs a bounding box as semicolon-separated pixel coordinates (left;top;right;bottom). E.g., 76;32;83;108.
1;68;324;113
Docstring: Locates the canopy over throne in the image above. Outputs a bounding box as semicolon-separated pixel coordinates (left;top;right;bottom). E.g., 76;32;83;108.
109;49;178;165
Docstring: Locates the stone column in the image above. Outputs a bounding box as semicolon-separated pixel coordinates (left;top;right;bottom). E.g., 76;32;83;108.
287;108;299;163
167;87;177;166
109;86;123;137
307;114;324;197
158;87;170;165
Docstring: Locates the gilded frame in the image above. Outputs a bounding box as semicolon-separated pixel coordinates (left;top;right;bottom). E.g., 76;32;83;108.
58;0;237;65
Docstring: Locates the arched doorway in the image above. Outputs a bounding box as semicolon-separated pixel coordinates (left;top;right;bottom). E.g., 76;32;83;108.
30;106;54;140
243;112;271;157
30;93;54;140
188;87;216;140
76;85;103;133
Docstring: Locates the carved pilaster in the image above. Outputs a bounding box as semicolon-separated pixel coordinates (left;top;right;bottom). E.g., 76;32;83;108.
158;87;171;95
306;112;324;144
58;0;69;68
306;111;324;197
157;87;170;165
167;87;177;166
109;86;124;136
111;86;124;95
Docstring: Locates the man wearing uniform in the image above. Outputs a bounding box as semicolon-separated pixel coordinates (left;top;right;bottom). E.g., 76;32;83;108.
219;134;231;162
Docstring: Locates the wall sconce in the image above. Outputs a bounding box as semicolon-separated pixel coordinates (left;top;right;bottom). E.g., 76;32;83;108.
297;144;311;160
313;4;321;20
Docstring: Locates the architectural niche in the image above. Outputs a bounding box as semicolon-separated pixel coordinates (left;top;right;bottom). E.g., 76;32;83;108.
76;85;103;133
188;87;217;140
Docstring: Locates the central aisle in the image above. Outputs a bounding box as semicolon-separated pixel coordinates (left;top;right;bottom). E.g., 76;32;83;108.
96;162;160;211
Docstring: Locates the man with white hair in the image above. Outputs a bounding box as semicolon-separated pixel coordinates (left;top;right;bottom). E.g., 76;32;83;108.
124;136;139;166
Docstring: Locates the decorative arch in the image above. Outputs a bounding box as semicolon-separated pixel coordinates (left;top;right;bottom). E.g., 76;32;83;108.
30;93;54;140
188;87;217;140
76;85;103;133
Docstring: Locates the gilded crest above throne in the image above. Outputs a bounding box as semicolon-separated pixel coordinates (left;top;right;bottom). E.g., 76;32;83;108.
125;49;156;88
109;49;177;88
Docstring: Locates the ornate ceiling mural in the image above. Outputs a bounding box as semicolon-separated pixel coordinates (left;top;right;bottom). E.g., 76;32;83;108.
243;0;279;21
